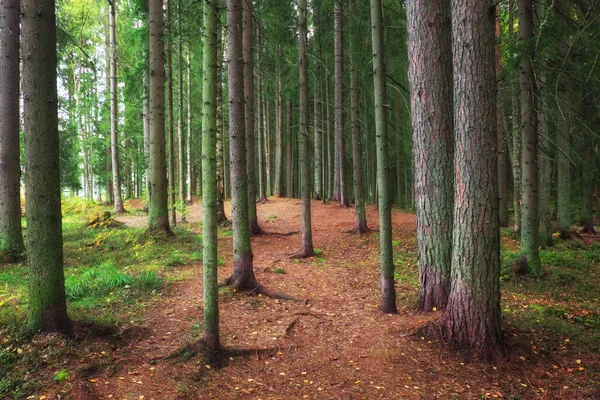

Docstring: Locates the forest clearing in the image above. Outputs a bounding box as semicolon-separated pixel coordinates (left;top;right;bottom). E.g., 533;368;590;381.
1;198;600;399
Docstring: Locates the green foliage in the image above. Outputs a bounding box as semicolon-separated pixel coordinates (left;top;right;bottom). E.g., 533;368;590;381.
65;263;132;300
53;369;70;382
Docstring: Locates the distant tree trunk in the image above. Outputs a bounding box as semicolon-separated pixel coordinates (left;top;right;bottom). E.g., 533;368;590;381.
519;0;541;274
22;0;71;333
109;0;125;214
216;27;228;224
286;100;293;198
580;81;597;234
257;71;267;203
167;0;176;226
407;0;453;312
186;44;194;204
276;60;285;197
496;12;509;228
350;56;368;233
225;0;260;289
0;0;24;259
313;10;323;201
538;72;553;247
148;0;172;235
509;1;521;234
371;0;397;314
201;0;221;359
441;0;501;359
333;0;348;206
263;84;271;197
243;0;261;235
395;92;403;209
143;68;151;202
291;0;316;258
177;0;185;220
326;75;334;200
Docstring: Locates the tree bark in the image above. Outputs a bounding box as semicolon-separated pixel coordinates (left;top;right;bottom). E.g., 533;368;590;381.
313;8;322;201
148;0;172;235
257;71;267;203
333;0;348;206
441;0;501;359
22;0;71;333
407;0;454;312
538;72;553;247
286;100;293;198
0;0;24;258
186;44;194;204
109;0;125;214
371;0;397;314
216;26;228;224
519;0;541;274
167;0;176;226
177;0;185;220
275;58;284;197
496;11;509;228
350;56;368;233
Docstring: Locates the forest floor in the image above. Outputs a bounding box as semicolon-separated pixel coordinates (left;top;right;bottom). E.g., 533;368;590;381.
1;197;600;399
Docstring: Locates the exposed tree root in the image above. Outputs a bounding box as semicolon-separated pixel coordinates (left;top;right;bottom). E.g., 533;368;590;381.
265;230;300;237
288;249;316;259
580;220;598;235
345;226;371;235
163;341;280;369
222;276;307;303
284;318;298;335
256;197;268;204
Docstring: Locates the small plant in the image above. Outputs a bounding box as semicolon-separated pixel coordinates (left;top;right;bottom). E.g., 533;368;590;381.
314;248;324;256
272;268;286;274
53;369;70;382
267;214;277;219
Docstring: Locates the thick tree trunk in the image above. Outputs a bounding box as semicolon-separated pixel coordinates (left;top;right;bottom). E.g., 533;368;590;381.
333;1;347;206
109;0;125;214
177;0;185;220
22;0;71;333
407;0;453;312
243;0;261;235
350;57;368;233
202;0;221;358
226;0;260;290
519;0;541;274
167;0;176;226
148;0;172;235
371;0;397;314
441;0;501;359
0;0;24;259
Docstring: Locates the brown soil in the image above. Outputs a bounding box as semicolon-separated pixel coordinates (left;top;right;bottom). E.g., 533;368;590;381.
43;198;599;399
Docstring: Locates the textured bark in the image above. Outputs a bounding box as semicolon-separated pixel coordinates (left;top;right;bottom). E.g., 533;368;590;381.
216;27;228;224
177;0;185;220
538;73;553;247
226;0;259;290
519;0;541;274
333;1;347;206
109;0;125;214
243;0;261;235
143;68;150;202
350;58;368;233
509;1;521;234
186;45;194;204
441;0;501;359
395;92;403;209
275;61;284;197
326;75;334;200
580;82;597;234
291;0;316;258
22;0;71;333
286;100;293;198
167;0;176;226
202;0;221;356
407;0;453;312
496;13;509;228
0;0;24;258
257;75;267;202
148;0;172;235
371;0;397;314
313;10;322;201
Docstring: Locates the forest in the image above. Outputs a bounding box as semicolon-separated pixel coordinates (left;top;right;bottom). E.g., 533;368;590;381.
1;0;599;398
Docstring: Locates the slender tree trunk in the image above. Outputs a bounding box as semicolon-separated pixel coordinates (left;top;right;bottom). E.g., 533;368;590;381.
509;1;522;234
313;9;322;201
22;0;71;333
243;0;261;235
350;56;368;233
580;81;597;234
109;0;125;214
202;0;221;359
216;26;228;224
519;0;541;274
148;0;172;235
0;0;24;259
496;12;509;228
286;100;293;198
276;59;285;197
291;0;316;258
263;84;271;197
143;68;151;203
333;1;347;206
371;0;397;314
186;44;194;204
538;72;553;247
167;0;176;226
225;0;260;289
326;75;333;200
177;0;185;220
441;0;501;359
407;0;454;312
395;92;403;209
257;71;267;202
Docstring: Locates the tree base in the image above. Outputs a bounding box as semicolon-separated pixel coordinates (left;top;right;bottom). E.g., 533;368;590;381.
256;197;268;204
288;249;316;259
223;275;305;302
560;230;581;241
581;220;598;235
0;249;24;264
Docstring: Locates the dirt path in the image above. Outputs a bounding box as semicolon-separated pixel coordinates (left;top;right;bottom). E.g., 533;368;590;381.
64;198;597;399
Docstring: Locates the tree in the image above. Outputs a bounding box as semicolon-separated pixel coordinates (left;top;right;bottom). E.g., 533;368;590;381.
22;0;71;333
519;0;541;274
148;0;173;235
371;0;397;314
186;44;194;204
440;0;501;359
167;0;176;226
0;0;25;260
333;0;348;206
290;0;316;259
406;0;454;312
202;0;221;360
496;11;509;228
177;0;185;221
216;24;228;224
109;0;125;214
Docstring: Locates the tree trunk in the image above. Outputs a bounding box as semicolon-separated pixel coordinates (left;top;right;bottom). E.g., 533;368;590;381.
286;100;293;198
0;0;24;259
167;0;176;226
350;55;368;233
243;0;261;235
538;72;553;247
395;92;403;209
225;0;260;290
186;44;194;204
177;0;185;220
148;0;172;235
333;1;348;206
143;68;151;203
313;9;322;201
326;75;334;200
216;26;228;224
509;1;521;234
202;0;221;359
519;0;541;274
580;81;597;234
22;0;71;333
441;0;501;359
496;12;509;228
276;60;285;197
257;71;267;202
371;0;397;314
109;0;125;214
407;0;453;312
